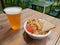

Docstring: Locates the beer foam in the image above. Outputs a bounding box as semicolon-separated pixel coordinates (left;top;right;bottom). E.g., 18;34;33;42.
4;7;22;14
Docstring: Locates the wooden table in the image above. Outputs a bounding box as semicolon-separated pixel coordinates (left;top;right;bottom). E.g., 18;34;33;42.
0;8;60;45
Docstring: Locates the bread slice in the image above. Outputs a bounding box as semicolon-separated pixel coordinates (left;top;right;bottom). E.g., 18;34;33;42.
42;20;56;31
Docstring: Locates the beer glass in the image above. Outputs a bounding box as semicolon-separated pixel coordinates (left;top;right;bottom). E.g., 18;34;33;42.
4;7;22;30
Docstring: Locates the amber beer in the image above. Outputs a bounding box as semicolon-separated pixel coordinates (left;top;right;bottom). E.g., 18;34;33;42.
4;7;22;30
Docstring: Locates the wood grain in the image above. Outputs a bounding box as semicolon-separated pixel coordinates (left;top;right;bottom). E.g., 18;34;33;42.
56;34;60;45
0;8;60;45
56;37;60;45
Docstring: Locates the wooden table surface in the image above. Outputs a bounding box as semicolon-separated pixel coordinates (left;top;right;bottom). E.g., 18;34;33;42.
0;8;60;45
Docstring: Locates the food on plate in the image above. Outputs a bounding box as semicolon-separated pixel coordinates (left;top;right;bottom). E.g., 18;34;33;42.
26;18;48;35
26;18;56;35
42;20;56;31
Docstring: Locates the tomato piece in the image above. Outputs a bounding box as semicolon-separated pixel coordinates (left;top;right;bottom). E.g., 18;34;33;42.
26;25;35;33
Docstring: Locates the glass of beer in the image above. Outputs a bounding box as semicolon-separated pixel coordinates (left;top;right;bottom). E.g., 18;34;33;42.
4;7;22;30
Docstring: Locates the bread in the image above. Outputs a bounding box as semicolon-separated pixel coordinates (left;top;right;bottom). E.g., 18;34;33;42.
42;20;56;31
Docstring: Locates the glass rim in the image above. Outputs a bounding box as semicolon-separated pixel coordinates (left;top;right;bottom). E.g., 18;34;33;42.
4;7;22;14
